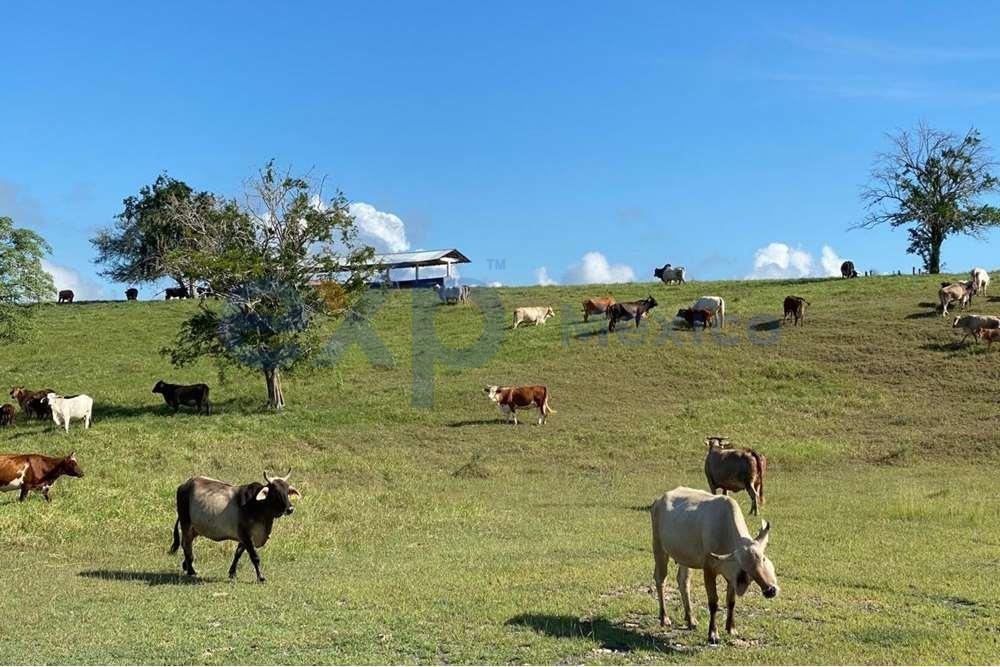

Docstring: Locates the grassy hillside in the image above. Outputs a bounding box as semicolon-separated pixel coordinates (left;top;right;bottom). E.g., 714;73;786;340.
0;274;998;664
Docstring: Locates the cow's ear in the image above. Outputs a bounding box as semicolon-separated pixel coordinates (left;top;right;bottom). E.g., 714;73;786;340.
288;486;301;498
255;486;270;502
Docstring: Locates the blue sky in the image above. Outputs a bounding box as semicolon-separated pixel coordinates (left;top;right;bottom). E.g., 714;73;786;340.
3;2;999;297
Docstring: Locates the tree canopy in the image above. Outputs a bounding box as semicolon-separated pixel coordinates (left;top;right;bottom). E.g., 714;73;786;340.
858;124;1000;273
161;162;375;409
0;216;55;342
91;174;216;289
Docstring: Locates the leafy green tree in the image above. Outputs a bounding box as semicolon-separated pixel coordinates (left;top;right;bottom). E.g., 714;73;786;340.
91;174;215;290
162;162;375;409
858;124;1000;273
0;216;55;341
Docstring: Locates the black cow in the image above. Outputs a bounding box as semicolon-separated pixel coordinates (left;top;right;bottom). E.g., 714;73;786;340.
783;296;810;326
607;296;657;332
125;288;138;301
840;261;858;279
165;287;191;300
152;381;210;414
58;290;74;303
676;307;714;330
169;472;300;582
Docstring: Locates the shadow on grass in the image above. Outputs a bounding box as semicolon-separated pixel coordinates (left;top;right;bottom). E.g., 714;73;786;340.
506;613;682;654
573;328;610;340
750;319;781;332
94;399;240;421
79;569;210;586
447;419;505;427
920;341;972;353
905;310;940;320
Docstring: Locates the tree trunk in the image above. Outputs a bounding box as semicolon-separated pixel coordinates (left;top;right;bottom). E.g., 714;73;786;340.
264;367;285;410
927;226;943;274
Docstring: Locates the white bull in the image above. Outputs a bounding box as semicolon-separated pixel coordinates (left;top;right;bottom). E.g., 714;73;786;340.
45;393;93;432
513;306;554;328
652;487;779;645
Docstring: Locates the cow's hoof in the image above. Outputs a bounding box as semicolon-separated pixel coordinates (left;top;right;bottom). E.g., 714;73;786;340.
257;577;267;584
708;634;720;646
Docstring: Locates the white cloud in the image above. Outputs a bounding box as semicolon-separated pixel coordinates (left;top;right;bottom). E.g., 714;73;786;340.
486;281;503;287
562;251;635;285
42;260;109;301
348;202;409;253
746;242;848;279
535;267;557;286
820;245;845;277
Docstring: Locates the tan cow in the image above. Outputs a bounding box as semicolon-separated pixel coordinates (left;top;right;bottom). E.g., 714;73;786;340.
513;306;554;328
939;282;973;316
651;487;779;645
582;297;615;322
704;436;766;515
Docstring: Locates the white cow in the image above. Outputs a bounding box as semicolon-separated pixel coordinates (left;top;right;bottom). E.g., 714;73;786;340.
45;393;93;432
513;306;554;328
971;267;991;296
953;314;1000;343
691;296;725;328
651;487;779;645
434;284;471;305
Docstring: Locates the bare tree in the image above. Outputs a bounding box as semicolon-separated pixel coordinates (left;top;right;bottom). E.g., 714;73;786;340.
857;124;1000;273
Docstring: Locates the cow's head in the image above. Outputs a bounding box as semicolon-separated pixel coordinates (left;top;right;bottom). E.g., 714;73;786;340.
676;308;689;318
9;386;22;400
44;392;59;405
483;386;501;403
60;453;85;478
646;296;658;308
704;436;731;449
152;380;165;394
710;521;779;599
255;471;300;516
654;267;664;279
544;307;555;320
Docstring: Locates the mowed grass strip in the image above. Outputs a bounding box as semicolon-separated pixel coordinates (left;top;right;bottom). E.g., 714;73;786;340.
0;274;998;664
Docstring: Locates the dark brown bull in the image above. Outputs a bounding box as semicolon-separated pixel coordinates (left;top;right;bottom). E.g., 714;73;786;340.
783;296;809;326
0;404;14;427
703;436;766;515
607;296;657;332
676;307;714;330
10;386;55;420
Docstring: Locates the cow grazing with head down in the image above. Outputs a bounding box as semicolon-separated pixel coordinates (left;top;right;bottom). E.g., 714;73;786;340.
690;296;725;328
840;261;858;278
704;436;766;515
607;296;657;332
484;385;555;425
10;386;55;420
652;487;779;645
654;264;686;284
169;472;300;582
582;297;615;322
783;296;809;326
676;308;714;330
125;288;139;301
0;452;84;501
153;381;210;414
57;290;74;303
939;281;974;316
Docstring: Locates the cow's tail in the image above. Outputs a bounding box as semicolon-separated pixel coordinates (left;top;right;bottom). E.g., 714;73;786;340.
542;390;556;415
749;449;766;506
169;518;180;554
719;297;725;328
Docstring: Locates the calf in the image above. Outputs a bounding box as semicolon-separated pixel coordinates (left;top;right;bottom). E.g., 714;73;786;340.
582;297;615;322
483;385;555;425
0;452;84;501
939;282;974;316
0;404;14;427
57;289;74;303
10;386;55;420
952;314;1000;343
125;288;139;301
153;381;211;414
169;472;300;582
607;296;657;332
45;393;93;432
676;308;714;330
704;436;766;516
513;306;555;328
652;487;779;645
165;287;191;300
974;327;1000;350
782;295;809;326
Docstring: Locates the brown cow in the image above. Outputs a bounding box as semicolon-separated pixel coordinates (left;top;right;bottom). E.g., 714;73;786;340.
974;327;1000;350
483;385;555;425
10;386;55;420
676;308;714;330
0;453;84;501
703;436;766;516
0;404;14;427
783;296;809;326
582;297;615;322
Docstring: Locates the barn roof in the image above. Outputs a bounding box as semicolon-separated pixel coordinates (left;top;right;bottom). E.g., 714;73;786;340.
339;248;471;270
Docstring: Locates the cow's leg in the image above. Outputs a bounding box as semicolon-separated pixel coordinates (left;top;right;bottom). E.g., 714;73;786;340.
704;570;720;645
583;310;589;323
746;480;759;515
18;486;28;501
725;579;738;636
652;530;670;628
85;411;91;429
537;402;545;425
242;538;266;583
510;409;518;426
181;529;197;576
677;565;695;629
42;485;51;502
228;544;246;579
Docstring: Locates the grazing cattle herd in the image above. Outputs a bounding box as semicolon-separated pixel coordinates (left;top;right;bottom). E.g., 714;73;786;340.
3;262;994;646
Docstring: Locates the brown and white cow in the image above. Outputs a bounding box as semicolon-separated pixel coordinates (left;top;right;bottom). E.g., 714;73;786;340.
483;385;555;425
652;487;779;645
582;297;615;322
0;453;84;501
